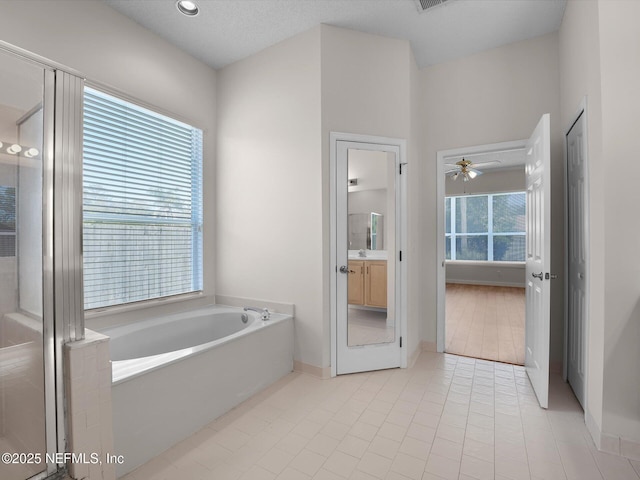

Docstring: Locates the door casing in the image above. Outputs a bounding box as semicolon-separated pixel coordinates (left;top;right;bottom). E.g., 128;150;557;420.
329;132;408;377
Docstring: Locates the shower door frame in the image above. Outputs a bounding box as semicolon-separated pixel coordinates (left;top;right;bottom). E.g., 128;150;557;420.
0;40;86;479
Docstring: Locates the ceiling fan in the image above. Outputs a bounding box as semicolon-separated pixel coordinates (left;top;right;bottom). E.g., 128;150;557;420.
445;158;500;182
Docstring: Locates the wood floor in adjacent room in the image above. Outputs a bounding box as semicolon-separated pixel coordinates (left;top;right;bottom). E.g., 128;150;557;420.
445;283;525;365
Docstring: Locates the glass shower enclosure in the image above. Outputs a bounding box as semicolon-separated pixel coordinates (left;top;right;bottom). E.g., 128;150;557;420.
0;47;56;480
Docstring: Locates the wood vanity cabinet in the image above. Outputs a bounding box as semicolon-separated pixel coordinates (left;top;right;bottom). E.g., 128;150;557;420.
348;261;365;305
347;260;387;308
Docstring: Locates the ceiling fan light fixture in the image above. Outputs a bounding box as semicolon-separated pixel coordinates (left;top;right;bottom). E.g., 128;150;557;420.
467;170;478;179
176;0;199;16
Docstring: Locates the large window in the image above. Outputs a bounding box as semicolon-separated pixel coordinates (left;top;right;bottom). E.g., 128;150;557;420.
445;192;525;262
83;87;203;310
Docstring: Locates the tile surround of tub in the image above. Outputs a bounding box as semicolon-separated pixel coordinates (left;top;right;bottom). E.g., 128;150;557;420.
65;329;115;480
214;295;295;317
120;351;640;480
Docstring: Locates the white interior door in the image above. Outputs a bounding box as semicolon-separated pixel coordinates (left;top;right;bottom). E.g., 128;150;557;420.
525;113;552;409
566;111;587;408
335;140;402;375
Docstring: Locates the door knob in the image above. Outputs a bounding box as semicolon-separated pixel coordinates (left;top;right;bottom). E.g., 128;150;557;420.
339;265;355;274
531;272;543;280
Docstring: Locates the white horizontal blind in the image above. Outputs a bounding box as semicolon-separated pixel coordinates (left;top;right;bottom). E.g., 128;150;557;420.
83;87;203;310
445;192;525;262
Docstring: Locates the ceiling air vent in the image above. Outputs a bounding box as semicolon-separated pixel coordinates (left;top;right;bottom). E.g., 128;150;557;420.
414;0;449;13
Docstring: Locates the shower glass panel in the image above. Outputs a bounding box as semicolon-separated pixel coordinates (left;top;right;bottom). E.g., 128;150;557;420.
346;149;395;347
0;49;47;480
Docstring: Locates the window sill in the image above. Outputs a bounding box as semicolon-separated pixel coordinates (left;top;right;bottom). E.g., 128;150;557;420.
84;291;205;320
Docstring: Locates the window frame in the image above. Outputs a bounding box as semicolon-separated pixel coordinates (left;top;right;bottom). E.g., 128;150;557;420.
445;191;526;263
82;83;205;313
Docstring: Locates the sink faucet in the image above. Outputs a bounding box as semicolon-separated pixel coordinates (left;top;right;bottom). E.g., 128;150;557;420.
243;306;271;321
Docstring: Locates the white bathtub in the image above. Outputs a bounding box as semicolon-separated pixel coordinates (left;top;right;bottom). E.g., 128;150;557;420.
98;305;294;477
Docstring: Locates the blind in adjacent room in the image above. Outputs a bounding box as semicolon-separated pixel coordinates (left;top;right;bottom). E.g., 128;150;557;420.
83;87;203;310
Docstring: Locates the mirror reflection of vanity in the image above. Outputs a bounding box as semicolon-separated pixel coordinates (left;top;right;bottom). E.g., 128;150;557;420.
348;211;386;308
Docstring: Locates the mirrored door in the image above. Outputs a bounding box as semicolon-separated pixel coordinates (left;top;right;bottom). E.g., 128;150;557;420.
336;140;403;375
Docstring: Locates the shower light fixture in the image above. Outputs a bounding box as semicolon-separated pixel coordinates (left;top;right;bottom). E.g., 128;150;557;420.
24;148;39;158
0;140;40;158
176;0;199;16
7;144;22;155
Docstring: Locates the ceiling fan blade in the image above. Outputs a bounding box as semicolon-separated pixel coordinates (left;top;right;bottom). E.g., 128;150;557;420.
445;169;459;174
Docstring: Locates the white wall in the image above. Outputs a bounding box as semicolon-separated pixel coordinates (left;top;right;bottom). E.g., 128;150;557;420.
17;110;43;317
598;0;640;451
408;48;424;359
446;262;525;288
349;190;387;217
560;0;640;455
420;32;564;364
0;0;218;326
558;0;606;443
348;149;388;192
320;25;421;366
216;27;323;369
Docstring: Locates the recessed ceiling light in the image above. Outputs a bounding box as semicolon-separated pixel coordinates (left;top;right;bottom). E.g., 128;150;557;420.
176;0;199;16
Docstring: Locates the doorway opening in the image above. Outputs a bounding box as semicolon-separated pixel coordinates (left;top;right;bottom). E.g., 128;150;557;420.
438;142;528;366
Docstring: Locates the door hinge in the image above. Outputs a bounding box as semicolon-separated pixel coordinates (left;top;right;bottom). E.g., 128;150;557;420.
399;163;407;174
400;336;403;348
399;251;403;261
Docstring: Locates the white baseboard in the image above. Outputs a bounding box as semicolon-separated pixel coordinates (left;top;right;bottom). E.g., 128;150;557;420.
294;361;331;379
585;409;640;461
408;344;421;368
421;340;437;352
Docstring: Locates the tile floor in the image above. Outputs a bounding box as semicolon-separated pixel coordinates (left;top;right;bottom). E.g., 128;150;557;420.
122;352;640;480
348;308;395;346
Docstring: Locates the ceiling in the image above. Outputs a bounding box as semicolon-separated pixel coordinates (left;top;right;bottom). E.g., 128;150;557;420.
104;0;566;70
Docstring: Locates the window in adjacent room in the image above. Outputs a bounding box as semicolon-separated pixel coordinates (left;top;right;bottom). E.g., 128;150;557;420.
0;185;15;257
445;192;525;262
83;87;203;310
